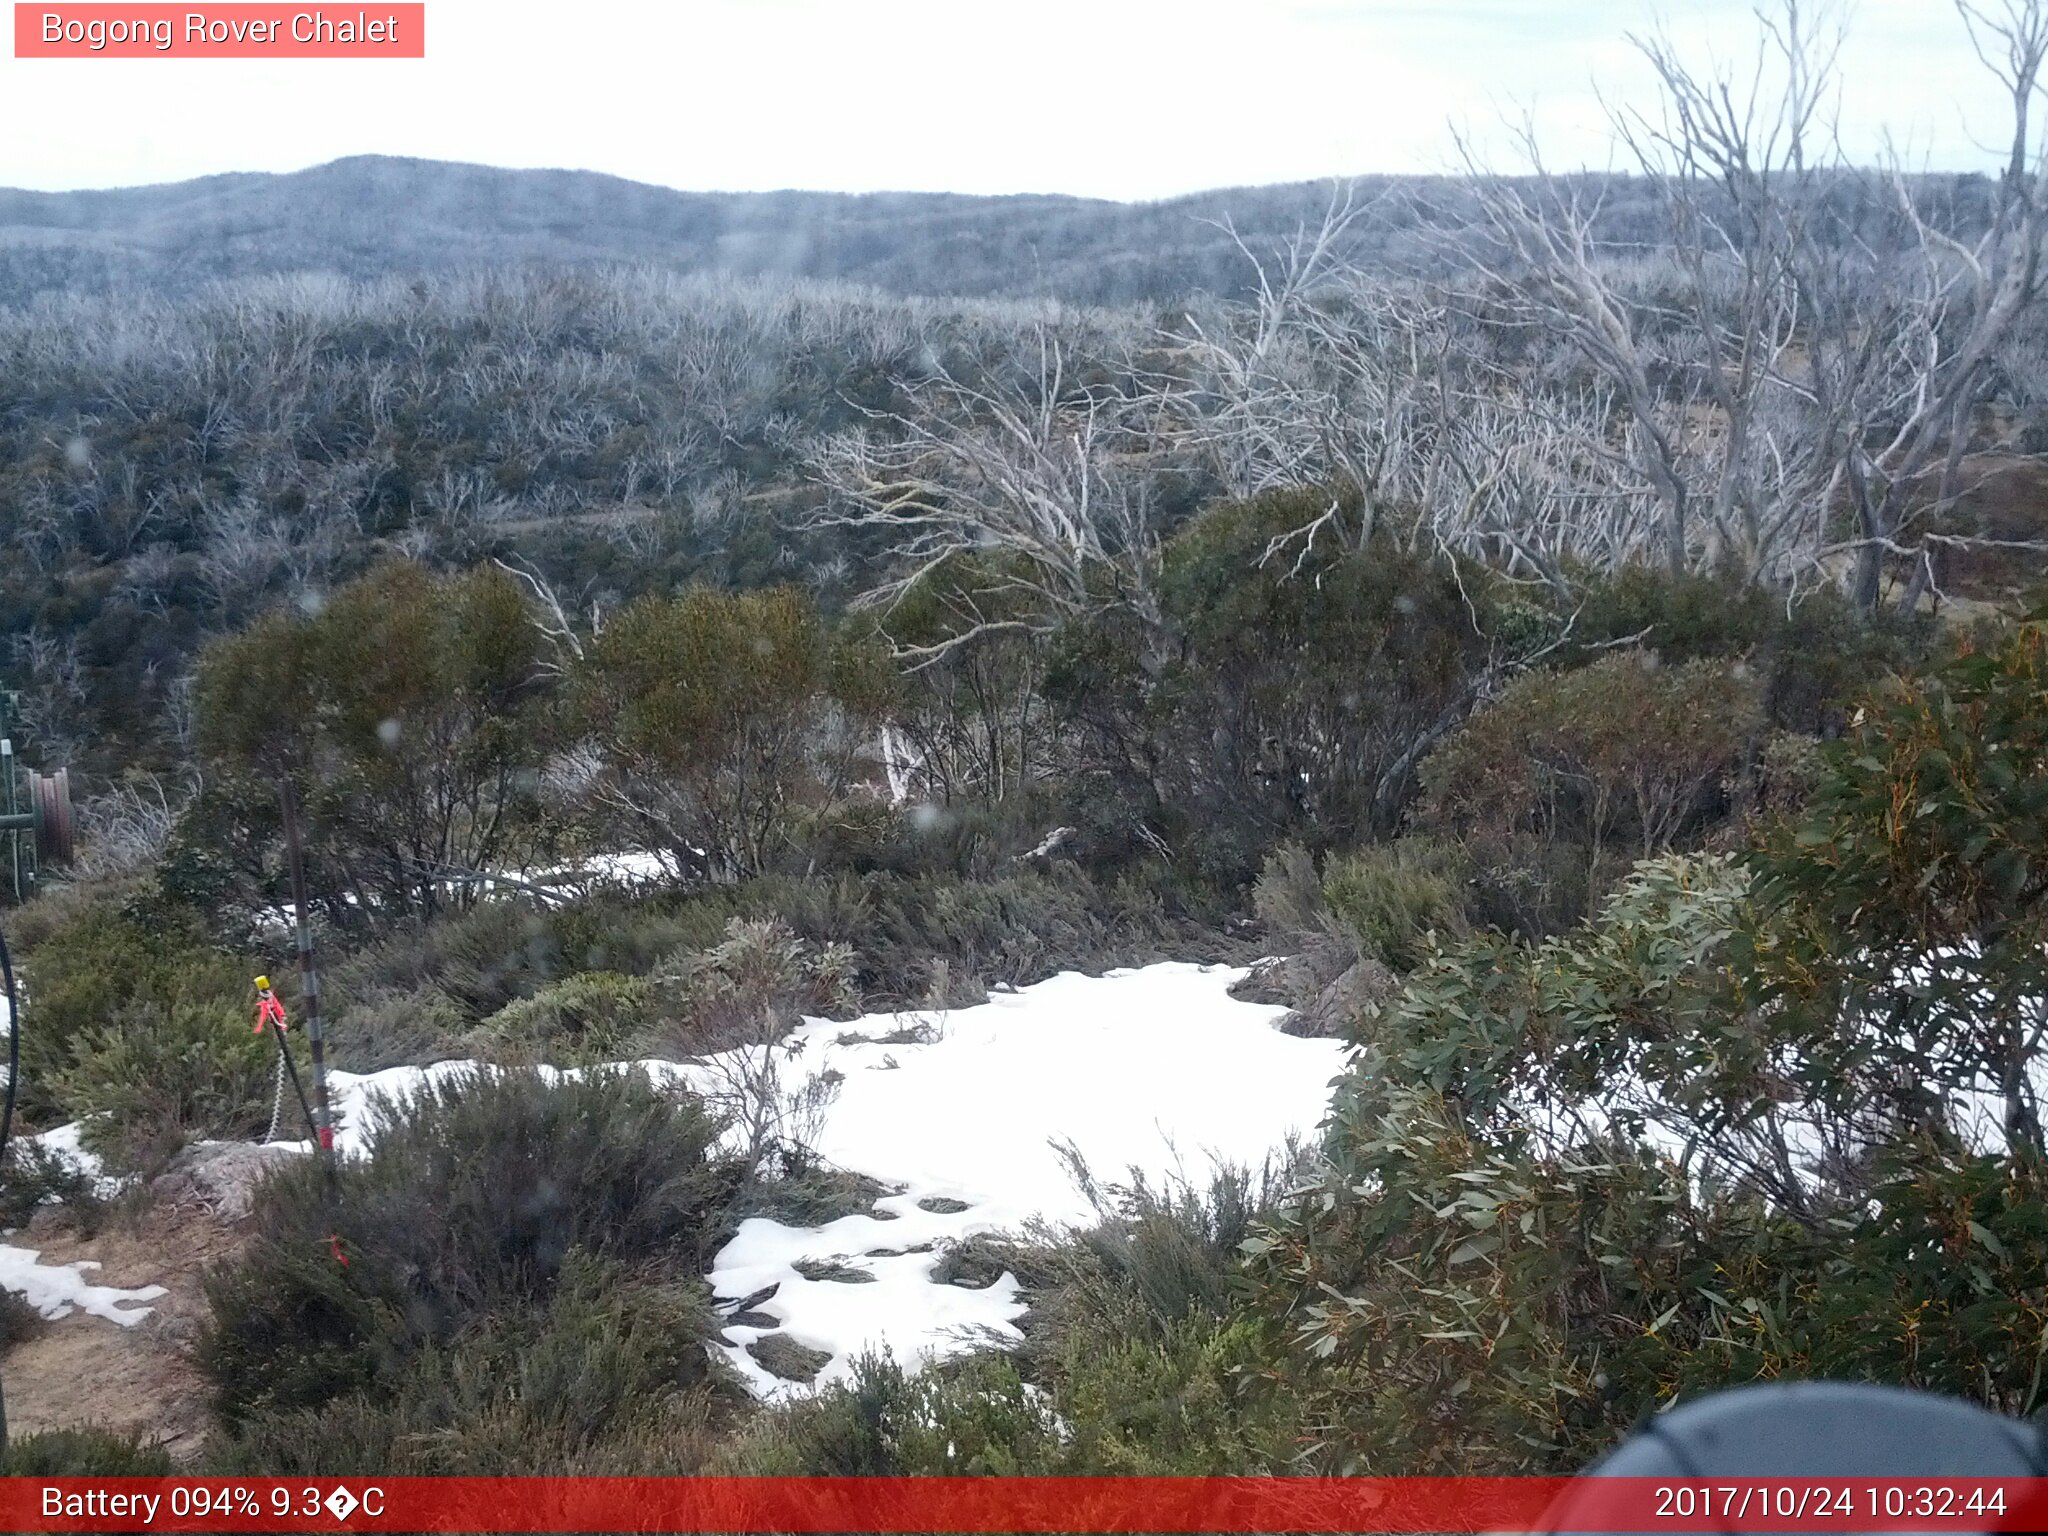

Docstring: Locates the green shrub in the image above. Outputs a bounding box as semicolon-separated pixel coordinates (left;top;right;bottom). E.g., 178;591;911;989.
1250;843;1324;939
721;1352;1065;1475
743;1165;896;1227
0;1427;174;1475
643;919;855;1055
57;997;274;1166
1418;651;1763;934
427;900;579;1019
573;584;888;882
1252;660;2048;1474
192;560;557;931
324;983;471;1073
1741;729;1827;835
1045;1311;1297;1474
1567;567;1929;734
3;870;154;956
206;1251;730;1474
1320;838;1471;971
325;894;712;1040
1049;490;1505;887
325;865;1207;1044
480;971;653;1064
16;890;246;1125
201;1066;737;1425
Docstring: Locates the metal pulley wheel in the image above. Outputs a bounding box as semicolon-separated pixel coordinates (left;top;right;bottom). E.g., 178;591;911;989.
27;768;72;865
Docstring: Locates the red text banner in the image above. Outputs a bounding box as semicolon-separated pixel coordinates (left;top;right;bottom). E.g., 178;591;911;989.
8;1476;2048;1533
15;5;424;57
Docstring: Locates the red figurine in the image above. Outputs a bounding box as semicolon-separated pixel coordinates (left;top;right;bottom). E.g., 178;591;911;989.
254;974;289;1035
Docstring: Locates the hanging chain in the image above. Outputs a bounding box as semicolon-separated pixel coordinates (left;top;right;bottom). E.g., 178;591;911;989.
263;1049;287;1145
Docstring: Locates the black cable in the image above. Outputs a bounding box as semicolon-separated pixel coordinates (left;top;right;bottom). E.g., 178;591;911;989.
0;905;16;1457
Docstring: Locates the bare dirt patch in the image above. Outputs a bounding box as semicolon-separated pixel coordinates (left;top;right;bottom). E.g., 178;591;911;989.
3;1194;251;1462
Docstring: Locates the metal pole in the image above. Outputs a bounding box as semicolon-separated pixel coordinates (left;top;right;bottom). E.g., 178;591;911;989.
278;779;337;1176
2;734;17;905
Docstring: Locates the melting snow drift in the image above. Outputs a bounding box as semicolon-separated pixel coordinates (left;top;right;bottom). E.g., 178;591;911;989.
0;1245;165;1326
694;962;1347;1396
0;1122;165;1328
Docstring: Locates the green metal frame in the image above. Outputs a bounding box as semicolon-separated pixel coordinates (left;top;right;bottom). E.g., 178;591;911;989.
0;691;71;902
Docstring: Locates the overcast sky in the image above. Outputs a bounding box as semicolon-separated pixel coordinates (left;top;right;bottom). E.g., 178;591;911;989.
0;1;2015;199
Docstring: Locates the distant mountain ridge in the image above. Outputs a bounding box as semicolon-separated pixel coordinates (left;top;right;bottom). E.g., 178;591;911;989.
0;155;1394;307
0;154;2001;310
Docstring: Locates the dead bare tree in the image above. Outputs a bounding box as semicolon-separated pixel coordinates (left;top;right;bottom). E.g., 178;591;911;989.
1161;184;1475;558
1824;0;2048;612
807;328;1166;665
71;772;188;880
1447;0;2048;613
492;555;591;674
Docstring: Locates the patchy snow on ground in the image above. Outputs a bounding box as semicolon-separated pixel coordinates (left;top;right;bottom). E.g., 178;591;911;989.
0;1126;159;1325
683;963;1346;1397
712;1197;1032;1399
269;962;1346;1398
1;965;1339;1381
0;1244;164;1326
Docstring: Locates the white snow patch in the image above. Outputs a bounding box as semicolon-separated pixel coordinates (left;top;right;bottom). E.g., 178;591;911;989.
687;964;1335;1236
0;1244;164;1326
682;962;1345;1397
9;1121;132;1202
712;1206;1028;1399
27;1121;103;1179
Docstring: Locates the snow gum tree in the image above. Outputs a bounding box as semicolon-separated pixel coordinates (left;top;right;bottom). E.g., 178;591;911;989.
572;585;892;882
189;560;555;927
1250;621;2048;1473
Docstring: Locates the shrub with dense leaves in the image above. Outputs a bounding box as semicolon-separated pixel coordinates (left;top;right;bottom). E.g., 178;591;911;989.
480;971;653;1065
1251;627;2048;1472
644;917;856;1056
190;560;557;930
573;584;890;882
58;995;274;1166
202;1066;737;1427
1745;618;2048;1159
862;555;1047;807
2;1428;173;1476
207;1250;729;1475
1566;567;1928;735
1050;489;1507;887
1319;837;1472;972
1418;651;1763;933
16;884;254;1152
722;1353;1066;1475
324;865;1203;1041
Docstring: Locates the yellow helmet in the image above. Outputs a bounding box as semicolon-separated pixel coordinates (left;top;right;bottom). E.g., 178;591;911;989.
254;975;271;991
